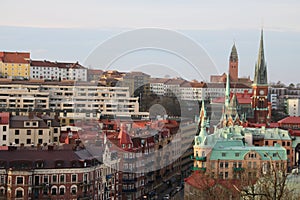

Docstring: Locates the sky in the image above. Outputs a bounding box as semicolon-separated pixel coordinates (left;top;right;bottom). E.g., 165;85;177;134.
0;0;299;84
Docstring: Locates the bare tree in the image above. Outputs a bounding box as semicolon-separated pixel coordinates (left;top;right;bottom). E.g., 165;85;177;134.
238;154;299;200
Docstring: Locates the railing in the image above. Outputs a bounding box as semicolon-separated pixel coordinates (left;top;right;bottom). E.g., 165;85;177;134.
122;188;137;193
192;167;206;172
233;167;245;172
191;155;207;161
122;178;137;183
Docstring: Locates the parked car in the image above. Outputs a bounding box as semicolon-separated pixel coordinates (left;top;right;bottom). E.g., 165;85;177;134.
163;194;170;199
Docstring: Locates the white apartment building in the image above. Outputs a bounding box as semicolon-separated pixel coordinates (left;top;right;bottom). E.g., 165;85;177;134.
206;82;252;100
30;60;87;81
0;81;149;125
270;94;278;110
150;78;168;96
0;83;49;111
288;98;300;117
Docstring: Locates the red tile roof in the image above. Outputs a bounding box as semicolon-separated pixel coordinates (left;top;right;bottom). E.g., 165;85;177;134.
278;116;300;124
118;123;133;145
31;60;86;69
0;52;30;64
185;172;244;194
212;92;252;104
289;130;300;137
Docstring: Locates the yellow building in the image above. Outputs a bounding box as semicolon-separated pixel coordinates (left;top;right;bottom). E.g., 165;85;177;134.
0;52;30;79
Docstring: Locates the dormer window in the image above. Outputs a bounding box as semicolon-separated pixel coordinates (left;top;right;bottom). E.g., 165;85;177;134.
25;122;30;127
55;160;64;168
35;161;44;168
32;122;38;127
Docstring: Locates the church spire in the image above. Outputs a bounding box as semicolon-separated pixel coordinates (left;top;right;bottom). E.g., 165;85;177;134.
225;73;230;108
254;29;268;85
230;43;238;62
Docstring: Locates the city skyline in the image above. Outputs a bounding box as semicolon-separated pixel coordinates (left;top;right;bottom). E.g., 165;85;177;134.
0;1;299;84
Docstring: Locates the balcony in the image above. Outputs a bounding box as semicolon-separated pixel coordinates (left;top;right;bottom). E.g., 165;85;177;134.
191;156;206;161
233;167;245;172
192;167;206;172
122;188;137;193
122;178;137;183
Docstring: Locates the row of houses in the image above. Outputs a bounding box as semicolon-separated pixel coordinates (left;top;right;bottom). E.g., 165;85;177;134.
0;52;88;81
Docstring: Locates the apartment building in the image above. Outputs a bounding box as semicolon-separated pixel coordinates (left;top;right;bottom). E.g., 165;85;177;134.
0;52;30;80
30;60;87;81
8;114;60;147
0;81;149;124
0;113;9;146
0;146;119;200
0;82;49;112
88;118;197;200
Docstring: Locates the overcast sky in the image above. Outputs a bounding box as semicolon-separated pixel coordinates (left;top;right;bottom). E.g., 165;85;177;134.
0;0;299;84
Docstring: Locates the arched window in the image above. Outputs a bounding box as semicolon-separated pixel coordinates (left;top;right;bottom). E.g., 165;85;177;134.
15;187;24;198
59;186;65;195
51;186;57;195
70;185;77;195
0;186;5;196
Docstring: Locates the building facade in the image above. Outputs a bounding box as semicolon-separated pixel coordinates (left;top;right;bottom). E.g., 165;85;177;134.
0;52;30;80
30;60;87;81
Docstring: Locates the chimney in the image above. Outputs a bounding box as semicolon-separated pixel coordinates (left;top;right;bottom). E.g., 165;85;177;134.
29;112;34;119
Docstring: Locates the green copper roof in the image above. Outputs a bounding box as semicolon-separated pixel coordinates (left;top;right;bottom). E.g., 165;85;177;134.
210;140;287;161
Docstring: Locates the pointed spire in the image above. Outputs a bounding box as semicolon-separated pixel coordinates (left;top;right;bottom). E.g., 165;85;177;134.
225;73;230;108
230;43;238;62
118;123;133;146
254;29;268;85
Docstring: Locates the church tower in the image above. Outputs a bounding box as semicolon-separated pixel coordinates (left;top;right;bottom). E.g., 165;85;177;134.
252;30;269;124
229;44;239;82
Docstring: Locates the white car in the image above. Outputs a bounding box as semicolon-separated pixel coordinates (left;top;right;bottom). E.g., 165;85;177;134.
163;194;170;199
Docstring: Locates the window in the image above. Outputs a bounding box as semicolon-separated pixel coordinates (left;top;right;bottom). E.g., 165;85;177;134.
2;135;6;141
15;130;20;135
51;187;57;195
43;176;49;183
32;122;37;126
59;187;65;195
26;139;31;144
235;153;240;157
2;126;6;132
287;142;291;146
15;139;19;144
221;153;226;157
71;174;77;182
54;128;58;133
27;130;31;135
16;177;24;184
225;162;229;168
60;175;65;183
25;122;30;127
265;141;269;145
52;175;57;183
282;141;285;146
38;130;43;135
16;189;23;198
220;162;224;168
287;149;290;155
38;139;43;144
71;186;77;195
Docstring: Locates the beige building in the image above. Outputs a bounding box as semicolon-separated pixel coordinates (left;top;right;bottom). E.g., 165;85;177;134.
9;114;60;146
